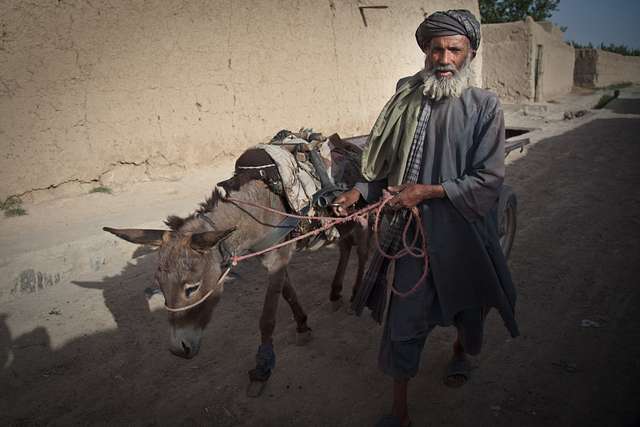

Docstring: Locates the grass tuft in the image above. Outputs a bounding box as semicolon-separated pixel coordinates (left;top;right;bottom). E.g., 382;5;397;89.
89;186;113;194
1;196;27;217
594;89;621;110
5;206;27;217
603;82;632;91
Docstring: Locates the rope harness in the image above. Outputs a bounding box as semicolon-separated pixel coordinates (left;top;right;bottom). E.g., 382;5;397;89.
164;267;232;313
163;193;429;313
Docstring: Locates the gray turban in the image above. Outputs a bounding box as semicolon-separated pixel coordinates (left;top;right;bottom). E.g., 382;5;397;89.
415;9;481;51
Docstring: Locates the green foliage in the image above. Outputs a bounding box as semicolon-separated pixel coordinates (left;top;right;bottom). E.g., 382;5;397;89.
480;0;560;23
594;93;618;109
598;42;640;56
569;41;594;49
1;196;27;217
5;206;27;217
604;82;632;90
570;41;640;56
89;186;113;194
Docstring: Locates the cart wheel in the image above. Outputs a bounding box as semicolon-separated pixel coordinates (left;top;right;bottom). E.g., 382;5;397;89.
498;186;517;259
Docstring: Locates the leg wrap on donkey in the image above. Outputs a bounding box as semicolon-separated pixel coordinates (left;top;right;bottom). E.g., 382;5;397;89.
249;342;276;382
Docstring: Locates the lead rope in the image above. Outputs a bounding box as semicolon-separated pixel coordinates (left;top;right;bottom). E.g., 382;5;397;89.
165;195;428;312
224;194;428;297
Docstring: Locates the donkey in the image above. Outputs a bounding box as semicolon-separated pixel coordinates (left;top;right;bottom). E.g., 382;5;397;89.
104;145;368;396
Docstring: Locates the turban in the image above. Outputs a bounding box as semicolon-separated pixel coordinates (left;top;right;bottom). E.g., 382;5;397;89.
415;9;481;51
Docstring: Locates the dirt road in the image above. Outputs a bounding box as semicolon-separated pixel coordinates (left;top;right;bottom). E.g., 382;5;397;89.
1;97;639;426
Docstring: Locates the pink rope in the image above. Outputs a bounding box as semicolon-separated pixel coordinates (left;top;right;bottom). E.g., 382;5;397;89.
371;197;429;297
224;196;347;222
224;196;379;264
223;193;428;297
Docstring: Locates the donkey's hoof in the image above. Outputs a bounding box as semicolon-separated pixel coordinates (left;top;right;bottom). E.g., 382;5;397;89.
296;329;313;346
246;380;268;398
331;297;344;312
345;305;355;315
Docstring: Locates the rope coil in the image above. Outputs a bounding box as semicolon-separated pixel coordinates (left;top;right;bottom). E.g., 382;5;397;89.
225;193;428;297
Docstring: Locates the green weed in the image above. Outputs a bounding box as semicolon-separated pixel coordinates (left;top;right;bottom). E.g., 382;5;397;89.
594;89;621;109
1;196;27;217
603;82;632;90
89;186;113;194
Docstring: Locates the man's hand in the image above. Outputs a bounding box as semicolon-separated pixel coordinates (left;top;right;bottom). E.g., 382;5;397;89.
387;184;445;209
331;188;361;216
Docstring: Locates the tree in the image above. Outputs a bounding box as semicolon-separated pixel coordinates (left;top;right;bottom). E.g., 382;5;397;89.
479;0;560;23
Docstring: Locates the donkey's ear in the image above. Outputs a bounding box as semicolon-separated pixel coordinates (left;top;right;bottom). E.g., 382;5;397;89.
190;227;237;252
103;227;170;246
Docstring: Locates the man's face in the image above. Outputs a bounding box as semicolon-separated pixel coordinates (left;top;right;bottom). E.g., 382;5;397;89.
425;35;473;78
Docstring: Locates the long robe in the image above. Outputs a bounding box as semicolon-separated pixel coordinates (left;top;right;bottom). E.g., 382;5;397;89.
356;84;519;340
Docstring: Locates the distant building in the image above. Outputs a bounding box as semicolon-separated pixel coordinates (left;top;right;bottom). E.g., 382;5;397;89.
574;49;640;88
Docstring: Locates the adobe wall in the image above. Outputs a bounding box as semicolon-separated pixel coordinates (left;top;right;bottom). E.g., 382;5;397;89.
527;19;575;101
482;21;533;101
0;0;480;201
482;18;574;102
574;49;640;87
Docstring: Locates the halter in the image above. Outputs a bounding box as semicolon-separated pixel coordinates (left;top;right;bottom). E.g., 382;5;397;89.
163;213;234;313
164;266;232;313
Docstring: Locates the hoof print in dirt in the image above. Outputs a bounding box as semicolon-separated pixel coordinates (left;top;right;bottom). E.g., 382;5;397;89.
295;329;313;346
331;297;344;312
247;366;272;398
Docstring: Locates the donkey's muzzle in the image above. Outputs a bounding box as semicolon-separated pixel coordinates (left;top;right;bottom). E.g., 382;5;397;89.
169;326;202;359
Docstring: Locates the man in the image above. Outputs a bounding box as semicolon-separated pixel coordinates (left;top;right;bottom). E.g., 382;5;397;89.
333;10;519;427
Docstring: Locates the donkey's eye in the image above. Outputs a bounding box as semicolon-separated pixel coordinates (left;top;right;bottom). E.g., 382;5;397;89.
184;282;201;298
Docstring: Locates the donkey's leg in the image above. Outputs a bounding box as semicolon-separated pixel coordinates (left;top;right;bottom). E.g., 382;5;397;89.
282;271;311;333
247;246;292;397
352;225;370;301
349;225;370;314
281;270;313;346
329;237;352;311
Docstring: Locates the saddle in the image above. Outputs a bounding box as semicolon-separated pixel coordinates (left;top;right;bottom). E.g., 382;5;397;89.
217;128;363;250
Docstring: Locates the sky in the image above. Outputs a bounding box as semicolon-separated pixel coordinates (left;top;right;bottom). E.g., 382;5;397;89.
550;0;640;49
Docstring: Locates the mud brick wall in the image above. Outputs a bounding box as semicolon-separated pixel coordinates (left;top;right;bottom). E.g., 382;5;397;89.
0;0;480;201
482;18;574;102
574;49;640;88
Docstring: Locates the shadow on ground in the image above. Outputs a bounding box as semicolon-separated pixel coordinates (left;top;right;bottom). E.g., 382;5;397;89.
606;97;640;115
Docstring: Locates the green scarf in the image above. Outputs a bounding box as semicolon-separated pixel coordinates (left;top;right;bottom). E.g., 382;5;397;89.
361;71;426;186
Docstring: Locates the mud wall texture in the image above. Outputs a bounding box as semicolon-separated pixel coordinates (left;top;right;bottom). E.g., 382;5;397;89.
0;0;480;201
574;49;640;88
527;20;575;101
482;18;574;102
482;21;531;101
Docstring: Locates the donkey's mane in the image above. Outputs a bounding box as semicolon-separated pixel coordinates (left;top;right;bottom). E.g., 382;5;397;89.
164;189;223;231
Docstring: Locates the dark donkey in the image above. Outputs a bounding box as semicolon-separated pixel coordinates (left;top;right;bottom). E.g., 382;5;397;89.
104;139;368;396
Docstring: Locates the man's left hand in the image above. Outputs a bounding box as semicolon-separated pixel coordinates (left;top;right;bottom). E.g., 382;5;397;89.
387;184;446;209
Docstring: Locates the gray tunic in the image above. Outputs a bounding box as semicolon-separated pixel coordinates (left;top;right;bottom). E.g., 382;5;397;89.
357;85;519;340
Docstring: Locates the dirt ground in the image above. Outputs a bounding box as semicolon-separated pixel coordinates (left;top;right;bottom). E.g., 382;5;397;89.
1;96;640;426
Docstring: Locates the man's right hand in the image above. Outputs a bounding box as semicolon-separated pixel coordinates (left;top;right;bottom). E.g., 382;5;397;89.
331;188;361;216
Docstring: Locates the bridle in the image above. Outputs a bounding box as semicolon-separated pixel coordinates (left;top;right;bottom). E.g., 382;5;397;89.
164;266;232;313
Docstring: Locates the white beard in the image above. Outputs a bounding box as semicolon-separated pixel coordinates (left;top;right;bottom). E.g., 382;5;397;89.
422;57;474;101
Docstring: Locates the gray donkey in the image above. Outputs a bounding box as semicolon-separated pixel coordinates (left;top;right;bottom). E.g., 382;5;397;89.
104;140;368;396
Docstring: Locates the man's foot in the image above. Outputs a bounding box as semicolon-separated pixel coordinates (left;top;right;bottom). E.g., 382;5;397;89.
375;414;412;427
443;353;471;388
